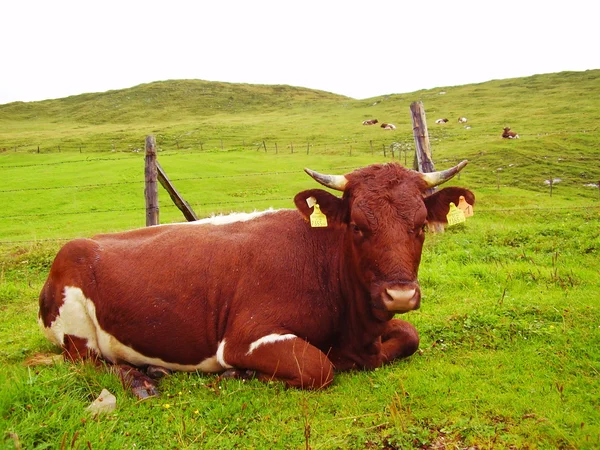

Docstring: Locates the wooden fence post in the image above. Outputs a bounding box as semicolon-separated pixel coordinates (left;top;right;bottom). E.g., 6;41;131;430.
410;101;436;195
410;101;435;174
157;162;198;222
145;135;159;226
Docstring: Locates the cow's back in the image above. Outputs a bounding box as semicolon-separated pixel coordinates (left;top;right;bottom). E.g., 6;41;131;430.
39;209;344;369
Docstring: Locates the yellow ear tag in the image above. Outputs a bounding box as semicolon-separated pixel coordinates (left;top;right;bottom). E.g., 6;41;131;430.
446;202;466;227
306;196;328;227
457;195;474;218
310;204;328;228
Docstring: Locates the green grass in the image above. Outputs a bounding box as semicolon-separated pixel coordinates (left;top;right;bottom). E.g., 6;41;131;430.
1;70;600;449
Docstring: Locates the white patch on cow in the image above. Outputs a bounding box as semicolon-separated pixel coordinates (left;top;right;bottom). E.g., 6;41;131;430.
216;340;233;369
246;333;297;355
41;286;100;352
190;208;281;226
41;286;228;373
38;315;61;347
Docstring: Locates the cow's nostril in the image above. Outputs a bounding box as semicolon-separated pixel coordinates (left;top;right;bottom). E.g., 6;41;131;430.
385;288;416;302
382;287;420;313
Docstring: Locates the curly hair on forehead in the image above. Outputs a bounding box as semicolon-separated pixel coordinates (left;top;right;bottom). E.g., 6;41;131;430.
345;163;428;192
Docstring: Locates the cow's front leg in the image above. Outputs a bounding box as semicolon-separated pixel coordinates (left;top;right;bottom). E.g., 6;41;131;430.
380;319;419;363
221;335;334;389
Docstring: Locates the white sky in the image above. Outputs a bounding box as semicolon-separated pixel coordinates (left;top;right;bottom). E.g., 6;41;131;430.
1;0;598;105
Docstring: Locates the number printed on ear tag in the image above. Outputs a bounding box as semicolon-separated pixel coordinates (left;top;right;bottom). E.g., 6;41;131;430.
446;202;466;227
457;195;474;218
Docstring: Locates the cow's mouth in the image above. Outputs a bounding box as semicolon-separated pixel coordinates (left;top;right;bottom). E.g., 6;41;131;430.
382;285;421;313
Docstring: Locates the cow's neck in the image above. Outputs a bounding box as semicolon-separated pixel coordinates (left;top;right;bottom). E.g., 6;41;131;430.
328;232;392;370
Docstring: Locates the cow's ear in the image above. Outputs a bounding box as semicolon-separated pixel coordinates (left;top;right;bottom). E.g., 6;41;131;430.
294;189;345;225
424;187;475;223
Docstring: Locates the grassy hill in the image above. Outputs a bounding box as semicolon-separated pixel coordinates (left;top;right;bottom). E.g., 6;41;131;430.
2;70;599;153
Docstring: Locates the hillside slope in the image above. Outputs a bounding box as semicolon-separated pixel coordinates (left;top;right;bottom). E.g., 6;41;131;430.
0;79;349;124
0;70;599;164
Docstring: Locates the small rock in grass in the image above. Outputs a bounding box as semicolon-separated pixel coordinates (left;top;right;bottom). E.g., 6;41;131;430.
86;389;117;416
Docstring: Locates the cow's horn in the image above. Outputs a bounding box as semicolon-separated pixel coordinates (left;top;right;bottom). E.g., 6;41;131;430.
304;168;348;191
419;160;468;188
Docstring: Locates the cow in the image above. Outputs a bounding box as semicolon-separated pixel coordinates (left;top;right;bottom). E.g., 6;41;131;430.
38;161;473;399
458;117;468;123
435;118;448;124
362;119;378;125
381;123;396;130
502;127;519;139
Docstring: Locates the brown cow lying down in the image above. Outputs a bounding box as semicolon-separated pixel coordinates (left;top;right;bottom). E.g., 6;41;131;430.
502;127;519;139
38;161;474;398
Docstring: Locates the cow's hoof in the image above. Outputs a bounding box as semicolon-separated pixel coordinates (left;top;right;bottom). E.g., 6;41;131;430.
221;368;256;380
132;383;159;399
146;365;171;379
117;365;160;399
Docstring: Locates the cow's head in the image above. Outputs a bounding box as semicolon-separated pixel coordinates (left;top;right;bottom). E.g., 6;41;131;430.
294;161;473;317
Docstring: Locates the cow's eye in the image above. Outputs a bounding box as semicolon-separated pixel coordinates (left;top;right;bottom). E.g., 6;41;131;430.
350;223;362;234
413;224;426;236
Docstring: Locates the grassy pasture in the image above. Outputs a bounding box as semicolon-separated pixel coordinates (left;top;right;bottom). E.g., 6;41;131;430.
1;71;600;449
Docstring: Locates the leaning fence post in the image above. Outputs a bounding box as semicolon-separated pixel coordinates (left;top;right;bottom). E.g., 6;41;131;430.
410;101;435;177
145;135;159;226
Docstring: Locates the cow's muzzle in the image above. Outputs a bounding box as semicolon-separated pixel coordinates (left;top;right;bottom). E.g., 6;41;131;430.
381;282;421;313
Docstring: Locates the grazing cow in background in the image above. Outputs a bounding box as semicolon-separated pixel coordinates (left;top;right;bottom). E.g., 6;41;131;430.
502;127;519;139
38;161;473;398
381;123;396;130
435;118;449;124
362;119;378;125
458;117;468;123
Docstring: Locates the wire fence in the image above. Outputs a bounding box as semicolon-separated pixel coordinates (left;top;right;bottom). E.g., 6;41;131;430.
1;127;597;157
1;135;599;246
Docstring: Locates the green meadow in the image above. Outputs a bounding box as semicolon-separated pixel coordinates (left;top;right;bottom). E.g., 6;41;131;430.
1;70;599;449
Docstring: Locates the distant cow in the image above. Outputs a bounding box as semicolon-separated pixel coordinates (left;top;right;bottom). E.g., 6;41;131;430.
502;127;519;139
381;123;396;130
458;117;468;123
39;161;473;398
435;118;449;124
362;119;378;125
